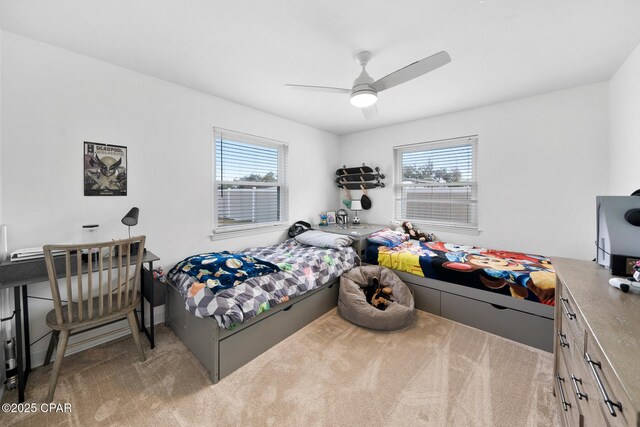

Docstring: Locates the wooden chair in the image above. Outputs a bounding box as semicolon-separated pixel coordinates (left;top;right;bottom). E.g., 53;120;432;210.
42;235;147;402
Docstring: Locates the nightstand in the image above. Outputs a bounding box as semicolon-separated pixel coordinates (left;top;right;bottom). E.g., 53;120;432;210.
322;223;386;257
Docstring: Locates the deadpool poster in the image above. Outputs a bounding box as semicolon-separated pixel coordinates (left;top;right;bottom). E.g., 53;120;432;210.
84;141;128;196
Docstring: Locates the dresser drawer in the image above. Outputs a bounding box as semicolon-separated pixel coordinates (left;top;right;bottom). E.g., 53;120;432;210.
563;345;608;427
584;336;636;426
556;349;583;426
558;288;586;357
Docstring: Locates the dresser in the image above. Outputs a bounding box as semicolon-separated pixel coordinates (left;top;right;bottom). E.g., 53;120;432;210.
552;257;640;426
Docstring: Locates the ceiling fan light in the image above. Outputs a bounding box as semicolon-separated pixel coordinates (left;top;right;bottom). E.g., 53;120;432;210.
350;90;377;108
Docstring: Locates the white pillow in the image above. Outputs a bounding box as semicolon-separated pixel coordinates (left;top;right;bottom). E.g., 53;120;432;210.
294;230;353;249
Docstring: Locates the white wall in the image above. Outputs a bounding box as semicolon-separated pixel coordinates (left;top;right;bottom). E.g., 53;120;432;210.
1;32;338;259
0;32;338;366
609;42;640;195
0;29;3;226
339;83;609;260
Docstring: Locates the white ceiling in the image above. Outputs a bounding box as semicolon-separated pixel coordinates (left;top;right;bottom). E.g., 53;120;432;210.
1;1;640;135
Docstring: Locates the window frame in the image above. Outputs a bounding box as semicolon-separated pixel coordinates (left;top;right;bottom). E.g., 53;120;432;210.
394;135;479;234
212;127;289;236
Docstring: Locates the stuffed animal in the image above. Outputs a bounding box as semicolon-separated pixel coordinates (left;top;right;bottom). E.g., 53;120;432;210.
364;277;394;311
401;221;435;242
390;220;405;234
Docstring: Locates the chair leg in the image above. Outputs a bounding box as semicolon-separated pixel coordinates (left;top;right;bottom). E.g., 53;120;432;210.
127;311;146;362
43;331;59;366
47;329;69;403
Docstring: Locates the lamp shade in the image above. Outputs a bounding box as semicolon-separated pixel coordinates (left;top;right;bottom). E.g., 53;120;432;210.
350;200;363;211
349;90;377;108
121;207;139;226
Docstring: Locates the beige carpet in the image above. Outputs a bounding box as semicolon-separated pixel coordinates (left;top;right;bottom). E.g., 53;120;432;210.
1;309;560;426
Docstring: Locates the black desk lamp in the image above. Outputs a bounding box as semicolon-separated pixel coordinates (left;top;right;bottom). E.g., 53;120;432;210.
122;207;139;238
121;207;141;254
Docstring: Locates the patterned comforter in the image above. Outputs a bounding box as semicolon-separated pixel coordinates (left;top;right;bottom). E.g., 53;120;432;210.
168;239;359;328
365;240;555;305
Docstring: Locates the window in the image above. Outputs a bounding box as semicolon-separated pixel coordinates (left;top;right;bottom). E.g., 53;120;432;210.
394;136;478;232
213;128;288;233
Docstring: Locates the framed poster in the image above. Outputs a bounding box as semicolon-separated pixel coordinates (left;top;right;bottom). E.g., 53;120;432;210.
84;141;128;196
326;211;336;224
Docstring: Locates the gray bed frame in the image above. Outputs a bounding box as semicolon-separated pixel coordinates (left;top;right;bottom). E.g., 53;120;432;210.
394;271;554;352
166;278;339;383
166;258;553;384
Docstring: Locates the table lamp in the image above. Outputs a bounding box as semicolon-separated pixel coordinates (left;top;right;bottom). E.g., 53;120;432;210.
121;207;141;254
351;200;362;225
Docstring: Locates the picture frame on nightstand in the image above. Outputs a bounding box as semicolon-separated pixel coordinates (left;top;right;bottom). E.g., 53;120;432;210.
326;211;336;224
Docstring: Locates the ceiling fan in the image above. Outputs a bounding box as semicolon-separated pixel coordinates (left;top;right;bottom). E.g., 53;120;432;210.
286;50;451;119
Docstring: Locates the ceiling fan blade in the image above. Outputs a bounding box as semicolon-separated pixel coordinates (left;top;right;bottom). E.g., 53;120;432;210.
362;104;378;121
285;84;351;94
371;51;451;92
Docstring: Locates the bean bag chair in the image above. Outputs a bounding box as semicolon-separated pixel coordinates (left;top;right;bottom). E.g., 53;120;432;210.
338;265;415;331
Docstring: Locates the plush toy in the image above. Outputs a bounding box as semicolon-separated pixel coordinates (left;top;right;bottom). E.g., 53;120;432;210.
363;277;394;311
390;220;405;234
401;221;435;242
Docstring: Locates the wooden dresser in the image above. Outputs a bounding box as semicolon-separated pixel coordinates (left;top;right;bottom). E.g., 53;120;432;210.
553;257;640;426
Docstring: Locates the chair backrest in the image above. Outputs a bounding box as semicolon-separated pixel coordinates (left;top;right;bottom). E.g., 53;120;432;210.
43;235;146;326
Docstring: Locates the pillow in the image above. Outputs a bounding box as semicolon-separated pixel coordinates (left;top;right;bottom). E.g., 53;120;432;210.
367;228;409;247
294;230;353;249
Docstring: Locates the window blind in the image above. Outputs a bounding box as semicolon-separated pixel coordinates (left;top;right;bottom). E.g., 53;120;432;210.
213;128;288;232
394;136;478;231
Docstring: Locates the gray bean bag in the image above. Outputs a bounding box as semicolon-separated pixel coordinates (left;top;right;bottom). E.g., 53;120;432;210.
338;265;415;331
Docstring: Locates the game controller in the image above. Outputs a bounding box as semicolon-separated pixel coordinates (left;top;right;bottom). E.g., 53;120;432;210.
609;278;632;292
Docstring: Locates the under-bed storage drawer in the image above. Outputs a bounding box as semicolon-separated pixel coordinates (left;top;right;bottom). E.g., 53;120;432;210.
406;281;441;315
441;292;553;352
218;282;338;379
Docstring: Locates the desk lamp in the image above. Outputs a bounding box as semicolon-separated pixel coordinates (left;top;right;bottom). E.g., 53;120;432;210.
350;200;362;225
121;207;140;254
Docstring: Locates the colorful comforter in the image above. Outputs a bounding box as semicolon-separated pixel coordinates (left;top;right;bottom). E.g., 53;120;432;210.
168;239;359;328
364;241;555;305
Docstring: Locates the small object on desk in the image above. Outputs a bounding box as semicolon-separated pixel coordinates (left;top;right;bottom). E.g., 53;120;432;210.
319;213;328;226
326;211;336;224
9;247;66;262
609;277;632;292
336;209;349;224
608;277;640;293
153;266;166;283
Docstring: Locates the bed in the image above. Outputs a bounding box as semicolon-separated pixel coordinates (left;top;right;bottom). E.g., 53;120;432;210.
364;239;556;351
166;239;359;383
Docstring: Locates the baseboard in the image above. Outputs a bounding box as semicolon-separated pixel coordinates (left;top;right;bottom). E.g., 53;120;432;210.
30;306;165;368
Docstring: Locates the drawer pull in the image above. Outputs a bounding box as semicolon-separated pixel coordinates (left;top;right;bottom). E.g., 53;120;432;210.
558;332;569;348
585;352;622;417
571;375;588;400
555;373;571;411
490;303;507;310
283;304;294;312
560;298;576;320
